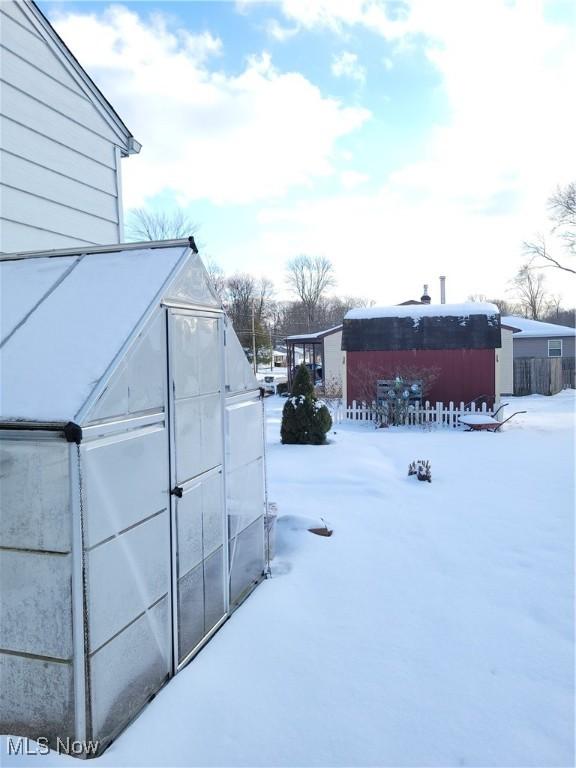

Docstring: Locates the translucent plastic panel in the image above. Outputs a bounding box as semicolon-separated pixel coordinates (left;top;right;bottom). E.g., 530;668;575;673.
176;484;203;578
202;472;224;558
224;320;259;395
172;315;220;399
87;511;170;653
0;653;75;746
0;550;72;659
0;255;78;344
83;425;169;548
0;438;70;552
90;596;171;745
175;394;222;483
197;318;221;394
229;516;264;606
226;398;263;472
178;563;204;663
163;252;220;309
227;458;265;539
204;547;225;634
172;316;200;398
88;311;166;423
176;471;223;577
1;247;183;422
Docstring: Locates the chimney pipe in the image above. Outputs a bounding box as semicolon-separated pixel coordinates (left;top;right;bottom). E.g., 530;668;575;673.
420;284;431;304
439;276;446;304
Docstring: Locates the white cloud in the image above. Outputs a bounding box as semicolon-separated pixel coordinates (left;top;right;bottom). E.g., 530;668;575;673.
230;184;562;305
52;6;370;207
278;0;410;39
339;170;369;189
260;0;576;301
331;51;366;83
265;18;299;41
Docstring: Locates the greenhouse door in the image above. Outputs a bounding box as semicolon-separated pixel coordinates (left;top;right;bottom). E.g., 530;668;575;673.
167;309;228;669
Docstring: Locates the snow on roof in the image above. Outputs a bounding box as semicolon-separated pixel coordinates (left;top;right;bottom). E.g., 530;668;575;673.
345;302;499;321
1;255;79;341
0;244;188;422
286;325;343;341
501;316;576;338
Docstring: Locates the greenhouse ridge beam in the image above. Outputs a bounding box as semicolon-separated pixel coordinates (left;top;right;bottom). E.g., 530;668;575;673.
0;238;192;262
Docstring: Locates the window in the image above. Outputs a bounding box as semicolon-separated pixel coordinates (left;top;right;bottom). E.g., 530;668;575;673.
548;339;562;357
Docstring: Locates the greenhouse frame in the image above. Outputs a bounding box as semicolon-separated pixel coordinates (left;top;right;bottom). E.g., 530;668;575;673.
0;239;267;755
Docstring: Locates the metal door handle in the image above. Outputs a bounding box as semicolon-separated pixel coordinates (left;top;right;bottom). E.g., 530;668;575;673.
171;486;183;498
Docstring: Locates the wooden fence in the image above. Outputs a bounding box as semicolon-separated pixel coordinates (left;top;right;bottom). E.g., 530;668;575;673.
332;400;496;427
513;357;564;396
562;358;576;390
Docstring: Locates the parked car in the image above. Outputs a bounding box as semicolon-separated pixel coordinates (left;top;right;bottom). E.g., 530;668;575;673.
291;363;323;383
257;373;288;395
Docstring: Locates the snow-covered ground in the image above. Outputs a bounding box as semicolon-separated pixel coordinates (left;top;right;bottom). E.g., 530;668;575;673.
4;391;575;767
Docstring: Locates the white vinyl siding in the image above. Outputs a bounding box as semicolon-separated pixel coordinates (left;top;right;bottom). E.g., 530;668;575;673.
548;339;562;358
1;151;119;220
0;220;97;251
1;50;120;144
0;117;118;192
0;10;82;89
2;187;119;244
1;82;118;165
323;330;344;392
498;328;514;395
0;0;132;253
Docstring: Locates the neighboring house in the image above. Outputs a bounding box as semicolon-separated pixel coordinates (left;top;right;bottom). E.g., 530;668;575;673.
272;347;288;367
502;315;576;394
342;303;505;407
501;316;576;360
0;0;140;252
286;325;345;393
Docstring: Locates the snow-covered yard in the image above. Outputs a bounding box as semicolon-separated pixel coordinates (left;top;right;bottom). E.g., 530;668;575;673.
5;391;575;767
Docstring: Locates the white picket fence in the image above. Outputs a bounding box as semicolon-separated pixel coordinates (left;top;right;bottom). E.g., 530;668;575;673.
331;400;497;427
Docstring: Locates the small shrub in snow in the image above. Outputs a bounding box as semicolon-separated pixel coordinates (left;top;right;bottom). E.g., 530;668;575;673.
281;364;332;445
408;459;432;483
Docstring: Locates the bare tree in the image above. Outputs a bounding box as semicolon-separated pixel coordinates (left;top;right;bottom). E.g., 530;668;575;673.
523;182;576;275
550;181;576;249
225;273;256;337
468;294;518;315
511;265;550;320
542;306;576;328
318;375;343;419
126;207;199;241
285;255;336;330
522;235;576;276
204;258;226;303
254;277;275;322
225;273;274;360
349;363;439;426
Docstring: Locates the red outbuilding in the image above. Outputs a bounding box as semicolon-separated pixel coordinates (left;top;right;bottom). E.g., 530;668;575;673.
342;302;502;407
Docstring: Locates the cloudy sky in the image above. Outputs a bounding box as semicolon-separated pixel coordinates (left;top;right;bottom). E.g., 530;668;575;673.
41;0;575;304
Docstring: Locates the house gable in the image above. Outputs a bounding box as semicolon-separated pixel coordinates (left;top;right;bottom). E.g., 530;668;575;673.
0;1;140;251
1;0;138;153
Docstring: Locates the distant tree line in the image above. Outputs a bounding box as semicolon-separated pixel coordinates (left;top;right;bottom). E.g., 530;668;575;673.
205;254;371;363
127;183;576;365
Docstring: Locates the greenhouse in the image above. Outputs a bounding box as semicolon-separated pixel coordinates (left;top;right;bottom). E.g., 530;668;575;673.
0;239;266;755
